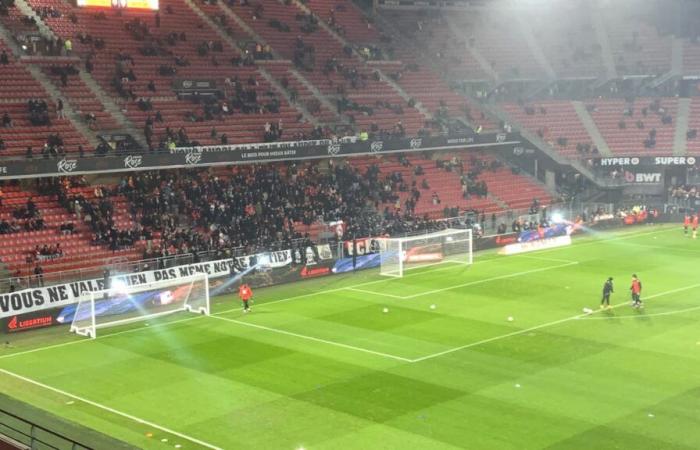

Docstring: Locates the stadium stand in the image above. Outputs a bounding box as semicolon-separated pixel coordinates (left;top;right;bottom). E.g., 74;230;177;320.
589;97;677;155
500;101;594;160
0;180;143;278
524;4;606;79
603;11;672;76
0;147;553;282
22;0;315;147
2;0;696;285
686;98;700;154
0;41;91;156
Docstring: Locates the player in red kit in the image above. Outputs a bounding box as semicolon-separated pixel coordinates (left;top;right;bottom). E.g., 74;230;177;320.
239;283;253;313
630;274;643;308
684;214;691;235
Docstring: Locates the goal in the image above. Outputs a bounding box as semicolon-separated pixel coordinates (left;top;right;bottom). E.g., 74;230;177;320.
70;273;210;339
379;228;473;278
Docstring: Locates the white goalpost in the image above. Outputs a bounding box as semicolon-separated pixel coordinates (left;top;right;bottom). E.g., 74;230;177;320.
379;228;473;278
69;273;210;339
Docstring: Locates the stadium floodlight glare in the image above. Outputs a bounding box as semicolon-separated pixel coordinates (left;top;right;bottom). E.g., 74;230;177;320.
70;273;210;339
257;254;271;267
110;278;130;295
380;228;473;278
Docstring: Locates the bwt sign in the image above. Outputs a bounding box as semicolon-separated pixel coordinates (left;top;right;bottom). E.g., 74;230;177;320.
625;172;662;183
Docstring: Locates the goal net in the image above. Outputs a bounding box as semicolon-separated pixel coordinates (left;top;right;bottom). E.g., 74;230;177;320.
380;228;473;278
69;273;210;339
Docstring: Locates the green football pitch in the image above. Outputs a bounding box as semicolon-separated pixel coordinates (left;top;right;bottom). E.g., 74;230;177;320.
2;224;700;450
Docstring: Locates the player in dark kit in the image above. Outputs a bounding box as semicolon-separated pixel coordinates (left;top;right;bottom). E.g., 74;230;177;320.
239;283;253;313
601;277;614;309
630;274;643;308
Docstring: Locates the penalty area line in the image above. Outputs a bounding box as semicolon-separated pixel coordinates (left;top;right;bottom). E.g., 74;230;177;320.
402;261;579;300
209;315;413;362
409;280;700;363
0;368;224;450
0;313;210;361
346;287;406;299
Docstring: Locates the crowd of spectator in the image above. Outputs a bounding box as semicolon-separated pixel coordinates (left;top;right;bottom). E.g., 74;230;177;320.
669;184;699;205
28;99;50;126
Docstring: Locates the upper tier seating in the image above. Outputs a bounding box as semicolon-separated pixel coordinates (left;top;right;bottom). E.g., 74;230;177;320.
501;101;593;160
589;98;676;155
25;0;314;146
0;40;92;156
304;0;381;45
686;98;700;155
502;98;678;157
524;5;605;79
603;13;672;76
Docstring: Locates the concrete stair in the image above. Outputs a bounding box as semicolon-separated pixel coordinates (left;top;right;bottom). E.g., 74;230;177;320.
184;0;244;57
290;0;434;124
13;0;57;40
26;65;101;149
287;67;343;124
256;65;320;127
572;101;613;157
590;4;618;80
444;16;499;82
674;98;690;156
516;15;557;80
78;71;148;149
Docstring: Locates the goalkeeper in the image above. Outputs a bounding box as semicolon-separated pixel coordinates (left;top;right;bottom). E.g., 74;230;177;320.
239;283;253;313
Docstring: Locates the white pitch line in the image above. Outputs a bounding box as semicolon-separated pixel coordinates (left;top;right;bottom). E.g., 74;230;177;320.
346;287;406;299
401;261;579;299
410;281;700;363
531;226;675;255
0;227;673;363
243;259;470;309
514;254;579;264
0;261;467;361
209;315;413;362
583;304;700;320
0;313;211;361
0;368;223;450
616;241;700;254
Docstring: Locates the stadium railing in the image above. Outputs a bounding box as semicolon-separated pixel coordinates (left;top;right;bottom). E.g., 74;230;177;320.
0;393;135;450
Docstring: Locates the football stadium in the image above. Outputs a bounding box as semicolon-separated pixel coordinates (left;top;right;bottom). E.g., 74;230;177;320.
0;0;700;448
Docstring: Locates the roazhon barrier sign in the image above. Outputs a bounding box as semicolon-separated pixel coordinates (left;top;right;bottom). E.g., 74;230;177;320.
0;132;519;180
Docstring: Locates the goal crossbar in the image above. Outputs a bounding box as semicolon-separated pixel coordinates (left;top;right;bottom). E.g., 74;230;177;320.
379;228;473;278
70;273;210;339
